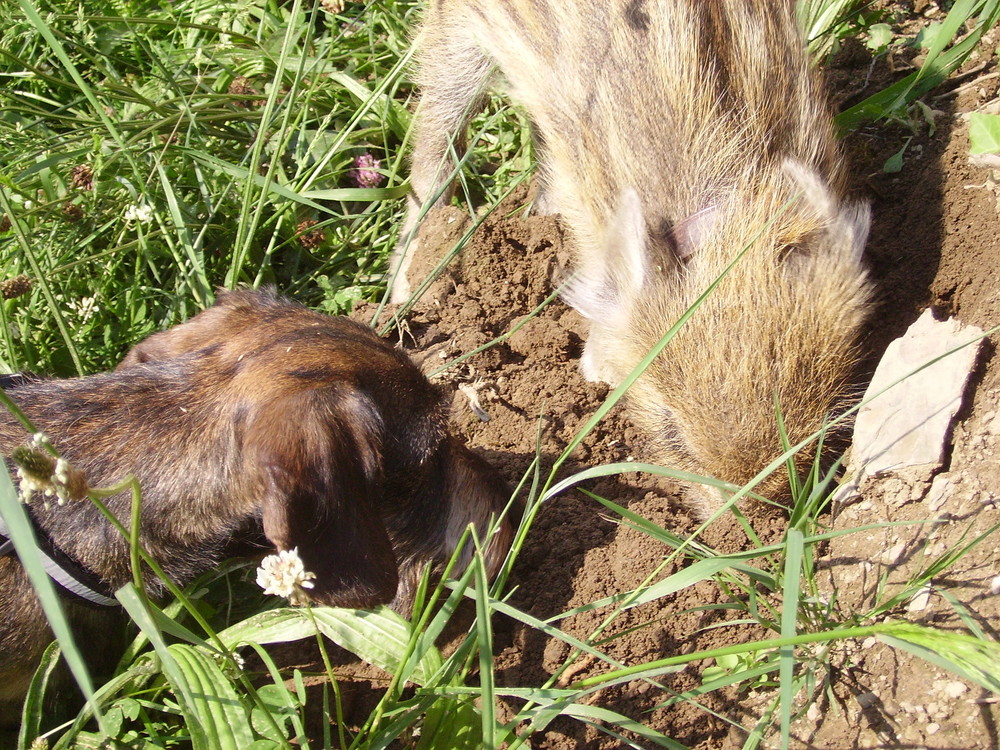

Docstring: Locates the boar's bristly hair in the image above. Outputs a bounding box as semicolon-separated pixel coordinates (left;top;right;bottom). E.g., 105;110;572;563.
393;0;871;512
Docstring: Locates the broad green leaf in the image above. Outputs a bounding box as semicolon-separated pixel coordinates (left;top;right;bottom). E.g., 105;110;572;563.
52;655;160;750
866;23;894;51
218;606;442;685
415;698;482;750
683;659;779;706
969;112;1000;155
18;640;63;749
914;22;945;51
168;643;256;749
310;608;442;687
218;608;319;646
116;585;210;748
250;684;298;741
883;139;910;173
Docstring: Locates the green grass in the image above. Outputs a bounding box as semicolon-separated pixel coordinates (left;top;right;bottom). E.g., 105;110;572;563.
2;0;1000;748
1;0;421;375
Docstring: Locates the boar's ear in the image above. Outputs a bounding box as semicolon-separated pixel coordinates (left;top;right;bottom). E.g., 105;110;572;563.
441;436;515;580
832;201;871;263
782;159;871;263
564;188;647;322
117;302;228;369
246;387;399;608
392;436;516;613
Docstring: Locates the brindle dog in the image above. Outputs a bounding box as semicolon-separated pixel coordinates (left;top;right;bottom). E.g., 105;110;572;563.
0;288;514;723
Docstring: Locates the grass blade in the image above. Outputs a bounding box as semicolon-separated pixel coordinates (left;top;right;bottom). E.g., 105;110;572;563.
219;606;443;686
877;623;1000;693
778;529;804;750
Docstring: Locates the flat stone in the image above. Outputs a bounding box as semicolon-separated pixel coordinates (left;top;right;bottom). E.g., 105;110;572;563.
943;681;968;699
925;474;951;512
907;585;933;612
852;310;983;478
882;542;907;565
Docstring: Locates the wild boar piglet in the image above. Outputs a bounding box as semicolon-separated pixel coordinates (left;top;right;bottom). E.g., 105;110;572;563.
392;0;872;511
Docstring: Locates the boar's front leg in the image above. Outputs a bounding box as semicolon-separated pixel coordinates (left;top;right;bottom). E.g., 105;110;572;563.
390;18;494;303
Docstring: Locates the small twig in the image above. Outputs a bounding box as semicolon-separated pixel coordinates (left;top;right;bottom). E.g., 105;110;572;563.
556;653;598;688
459;379;494;422
931;66;997;101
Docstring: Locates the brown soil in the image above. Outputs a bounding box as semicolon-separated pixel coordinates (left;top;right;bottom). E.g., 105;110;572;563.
348;10;1000;750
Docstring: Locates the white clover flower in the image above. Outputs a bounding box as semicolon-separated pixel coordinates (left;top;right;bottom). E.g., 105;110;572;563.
256;547;316;606
123;202;153;224
67;295;98;323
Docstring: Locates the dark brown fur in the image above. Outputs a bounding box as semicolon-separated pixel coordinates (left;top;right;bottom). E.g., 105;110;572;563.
0;289;514;722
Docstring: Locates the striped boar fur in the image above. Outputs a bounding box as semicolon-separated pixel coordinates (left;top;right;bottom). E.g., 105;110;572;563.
392;0;872;511
0;289;513;722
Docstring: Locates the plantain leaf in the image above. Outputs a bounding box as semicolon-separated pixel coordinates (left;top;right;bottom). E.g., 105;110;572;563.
18;640;63;749
168;643;256;749
250;684;298;742
218;606;442;685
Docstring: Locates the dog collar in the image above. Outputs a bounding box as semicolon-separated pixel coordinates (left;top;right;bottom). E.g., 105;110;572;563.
0;510;119;608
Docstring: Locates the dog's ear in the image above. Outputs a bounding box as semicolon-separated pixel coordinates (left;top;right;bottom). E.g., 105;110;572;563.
245;386;399;608
118;305;237;369
117;289;264;369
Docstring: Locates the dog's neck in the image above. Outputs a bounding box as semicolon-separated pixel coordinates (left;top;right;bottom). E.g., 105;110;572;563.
0;509;118;608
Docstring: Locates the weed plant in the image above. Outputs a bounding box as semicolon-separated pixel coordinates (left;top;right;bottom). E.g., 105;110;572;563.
1;0;999;748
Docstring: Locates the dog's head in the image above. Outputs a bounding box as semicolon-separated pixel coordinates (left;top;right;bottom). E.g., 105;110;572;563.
120;288;516;609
